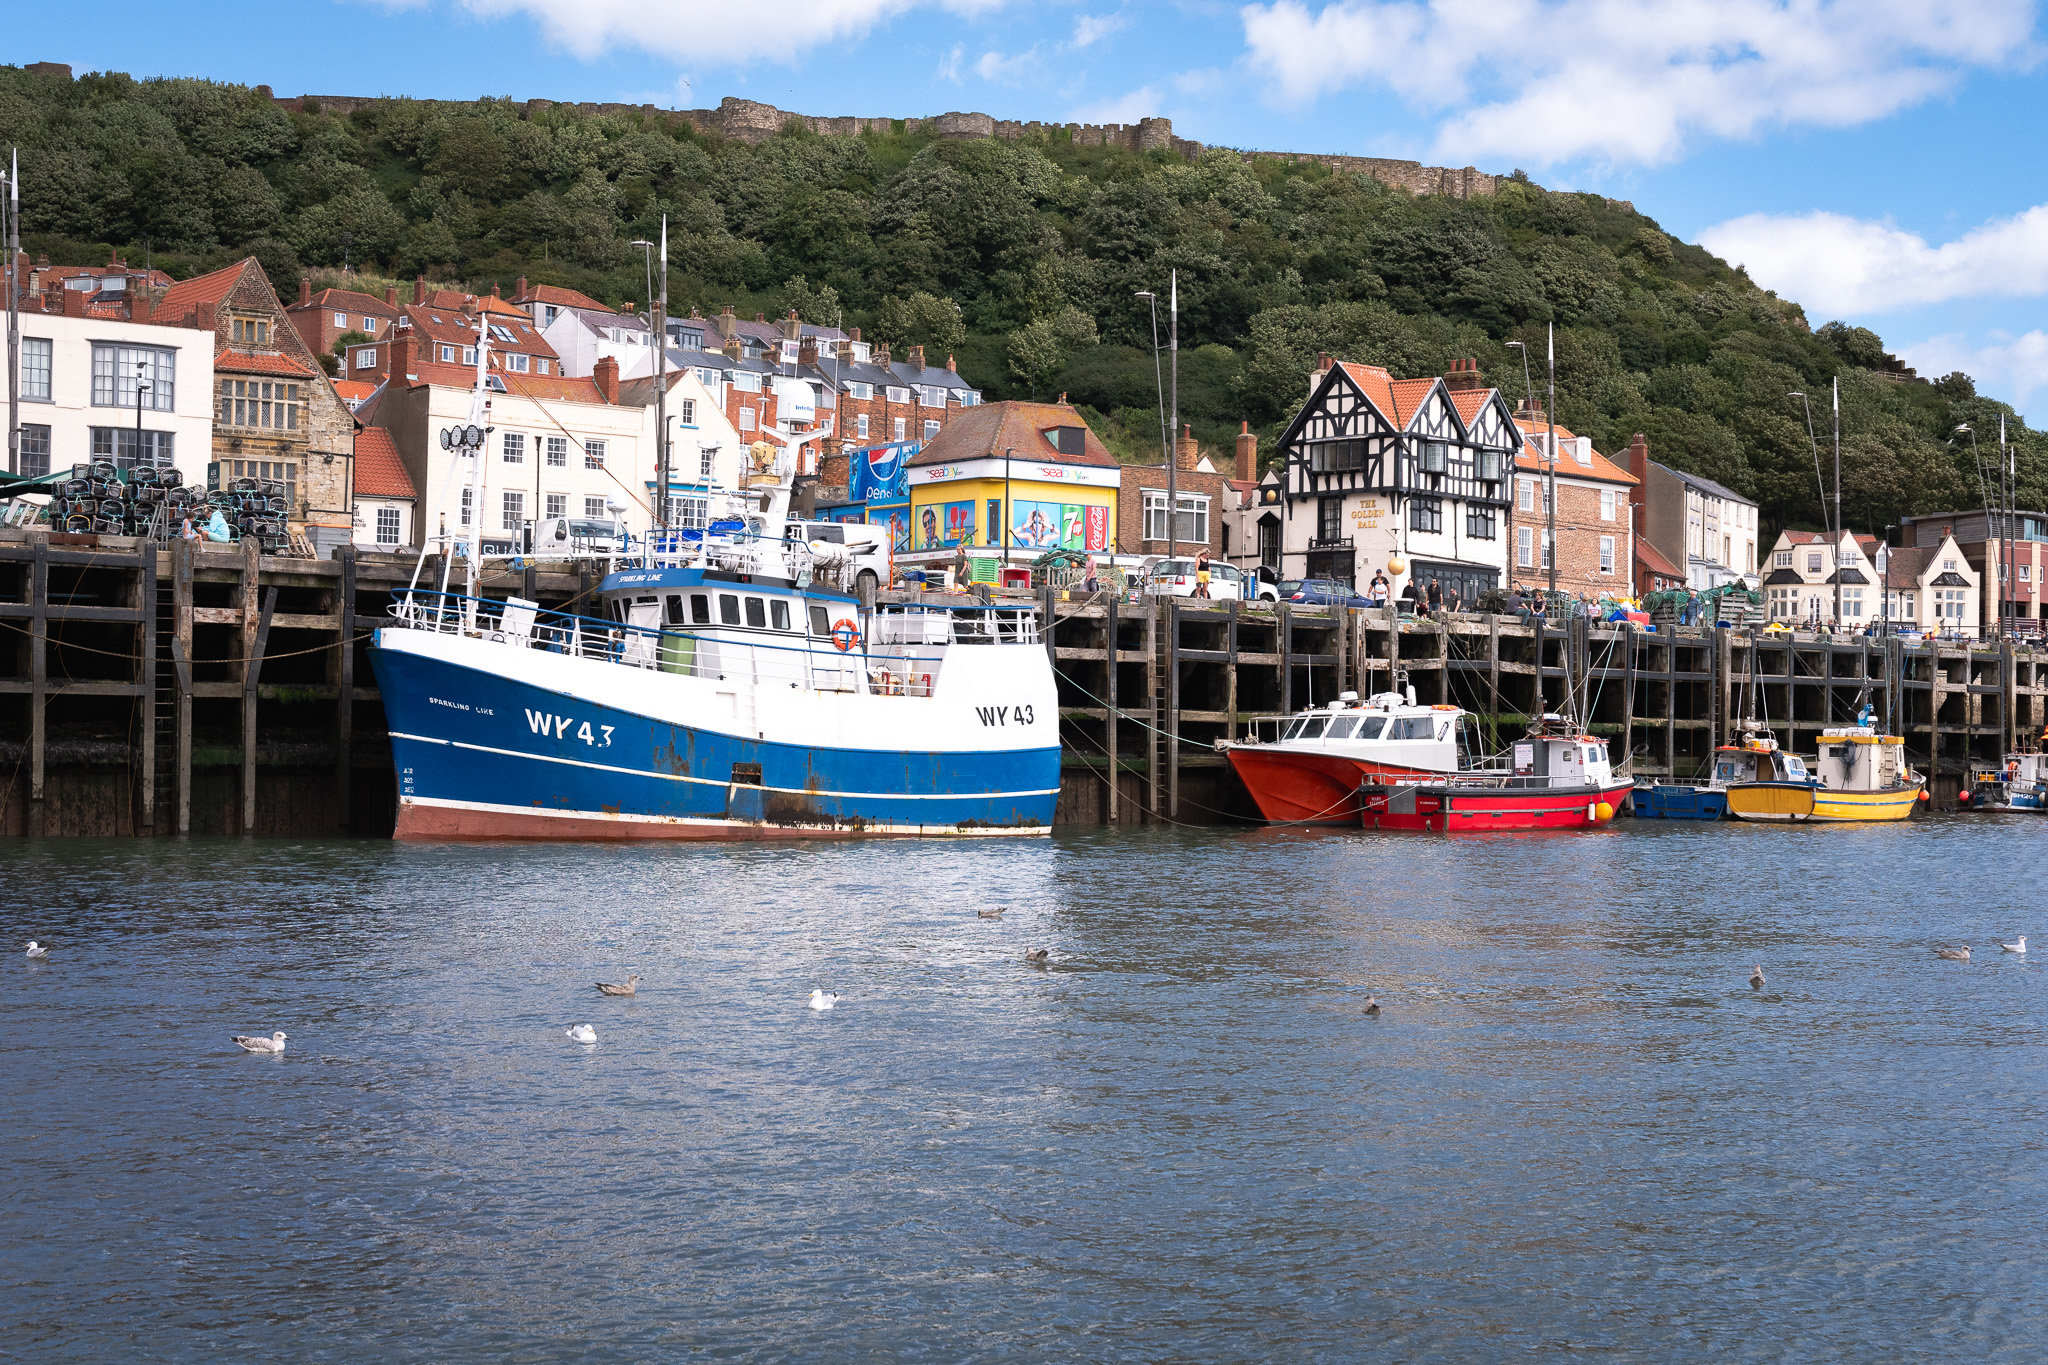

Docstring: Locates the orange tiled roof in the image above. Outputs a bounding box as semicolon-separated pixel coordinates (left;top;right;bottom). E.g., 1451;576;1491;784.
907;400;1116;468
298;287;396;317
1447;388;1498;423
501;372;605;403
215;348;317;379
354;427;416;500
157;259;250;319
515;283;612;312
332;379;378;403
1511;418;1638;485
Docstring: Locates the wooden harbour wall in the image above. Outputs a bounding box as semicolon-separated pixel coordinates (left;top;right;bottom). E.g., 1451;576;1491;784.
2;527;2039;836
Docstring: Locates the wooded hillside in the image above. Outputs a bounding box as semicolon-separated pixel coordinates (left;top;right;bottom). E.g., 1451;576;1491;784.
1;65;2038;538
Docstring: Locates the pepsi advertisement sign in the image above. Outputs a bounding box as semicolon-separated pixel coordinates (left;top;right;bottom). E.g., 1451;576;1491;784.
849;440;920;503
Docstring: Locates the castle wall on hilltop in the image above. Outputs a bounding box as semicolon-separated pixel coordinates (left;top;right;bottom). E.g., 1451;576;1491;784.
275;91;1501;200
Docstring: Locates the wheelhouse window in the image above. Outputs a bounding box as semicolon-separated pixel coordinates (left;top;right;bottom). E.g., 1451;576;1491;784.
719;594;741;625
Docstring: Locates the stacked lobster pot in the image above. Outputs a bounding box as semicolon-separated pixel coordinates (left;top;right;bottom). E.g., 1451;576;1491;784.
212;475;291;553
45;459;205;538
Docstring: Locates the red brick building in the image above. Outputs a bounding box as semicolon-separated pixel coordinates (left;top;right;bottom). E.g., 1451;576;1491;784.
1117;424;1238;559
343;278;561;384
285;280;399;364
1508;403;1638;600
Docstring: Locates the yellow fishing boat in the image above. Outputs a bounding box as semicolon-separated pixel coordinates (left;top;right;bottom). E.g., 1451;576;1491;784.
1725;723;1924;823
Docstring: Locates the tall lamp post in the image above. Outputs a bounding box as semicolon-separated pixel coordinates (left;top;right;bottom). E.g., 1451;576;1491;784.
1135;289;1169;556
630;227;670;533
1505;340;1534;596
133;357;151;471
1789;391;1840;631
1955;423;2005;640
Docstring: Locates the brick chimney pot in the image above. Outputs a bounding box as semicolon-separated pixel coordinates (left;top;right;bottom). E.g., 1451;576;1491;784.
593;355;621;405
298;277;311;307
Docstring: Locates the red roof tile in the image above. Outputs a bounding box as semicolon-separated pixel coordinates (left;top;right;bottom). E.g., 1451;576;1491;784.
157;259;250;320
296;287;396;318
500;373;605;403
215;348;318;379
332;379;378;403
354;427;416;500
1635;538;1684;579
1512;418;1638;485
908;400;1117;468
515;283;612;312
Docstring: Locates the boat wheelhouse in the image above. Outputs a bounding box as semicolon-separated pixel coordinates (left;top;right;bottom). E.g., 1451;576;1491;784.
1634;731;1788;820
1724;722;1923;823
1964;750;2048;812
1220;687;1474;825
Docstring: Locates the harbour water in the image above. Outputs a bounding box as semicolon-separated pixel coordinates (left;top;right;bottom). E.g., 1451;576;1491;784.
5;820;2046;1360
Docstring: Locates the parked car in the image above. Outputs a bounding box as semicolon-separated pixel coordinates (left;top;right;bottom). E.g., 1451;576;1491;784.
1288;577;1374;608
1147;557;1256;601
1244;564;1283;602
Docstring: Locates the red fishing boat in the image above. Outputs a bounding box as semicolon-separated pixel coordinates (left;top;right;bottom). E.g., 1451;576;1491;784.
1220;686;1476;825
1358;715;1632;833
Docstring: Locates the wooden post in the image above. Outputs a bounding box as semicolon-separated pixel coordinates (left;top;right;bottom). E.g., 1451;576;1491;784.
242;587;277;834
1622;624;1636;770
1105;592;1120;825
138;541;157;832
1144;601;1160;821
239;539;260;834
28;540;47;830
1277;602;1292;714
173;537;193;836
1225;597;1240;742
1167;598;1181;820
337;545;357;833
1487;612;1502;753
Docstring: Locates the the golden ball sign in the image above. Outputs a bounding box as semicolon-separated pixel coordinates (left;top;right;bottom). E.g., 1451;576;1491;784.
1384;554;1407;577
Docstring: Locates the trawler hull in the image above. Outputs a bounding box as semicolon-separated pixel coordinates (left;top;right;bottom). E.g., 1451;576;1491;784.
370;626;1061;840
1225;747;1454;825
1359;779;1634;833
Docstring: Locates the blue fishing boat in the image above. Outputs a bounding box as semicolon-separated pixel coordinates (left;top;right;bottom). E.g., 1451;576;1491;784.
369;431;1058;841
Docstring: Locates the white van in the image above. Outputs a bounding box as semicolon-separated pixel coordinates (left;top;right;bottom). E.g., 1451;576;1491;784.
791;520;891;605
529;516;628;557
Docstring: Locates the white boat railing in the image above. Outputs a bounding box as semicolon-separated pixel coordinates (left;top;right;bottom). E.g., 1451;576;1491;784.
387;590;948;696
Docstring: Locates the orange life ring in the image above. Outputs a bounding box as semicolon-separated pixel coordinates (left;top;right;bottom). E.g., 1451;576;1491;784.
831;618;859;652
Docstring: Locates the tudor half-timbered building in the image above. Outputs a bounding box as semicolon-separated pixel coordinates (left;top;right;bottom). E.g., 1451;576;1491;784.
1274;356;1519;603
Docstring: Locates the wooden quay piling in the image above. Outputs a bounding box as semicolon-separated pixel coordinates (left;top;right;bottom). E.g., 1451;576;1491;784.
4;524;2040;837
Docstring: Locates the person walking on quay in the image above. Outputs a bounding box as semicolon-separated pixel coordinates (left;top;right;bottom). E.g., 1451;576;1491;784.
1194;548;1213;599
1368;567;1390;608
1425;578;1443;616
951;541;970;593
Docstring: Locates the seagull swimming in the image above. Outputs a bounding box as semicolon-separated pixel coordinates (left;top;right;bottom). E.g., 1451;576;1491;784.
1934;946;1972;961
808;989;840;1011
231;1030;287;1054
977;908;1006;920
566;1024;597;1044
1363;994;1381;1016
24;941;47;959
1024;948;1049;965
595;974;641;996
2002;937;2027;954
1750;965;1766;990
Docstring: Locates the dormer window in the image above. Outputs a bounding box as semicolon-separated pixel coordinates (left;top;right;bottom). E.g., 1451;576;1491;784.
886;386;910;403
850;342;871;363
847;382;873;400
1044;425;1087;459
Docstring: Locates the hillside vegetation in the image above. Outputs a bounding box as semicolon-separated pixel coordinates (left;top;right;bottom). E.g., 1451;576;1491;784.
2;65;2039;540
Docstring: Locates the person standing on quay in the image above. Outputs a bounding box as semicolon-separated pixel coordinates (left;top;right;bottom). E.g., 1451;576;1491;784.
1194;548;1212;599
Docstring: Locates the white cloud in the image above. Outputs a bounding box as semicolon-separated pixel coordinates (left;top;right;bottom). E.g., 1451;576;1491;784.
448;0;996;66
937;42;965;82
1898;331;2048;421
975;47;1043;82
1239;0;2042;167
1698;205;2048;316
1071;85;1161;125
1072;12;1126;48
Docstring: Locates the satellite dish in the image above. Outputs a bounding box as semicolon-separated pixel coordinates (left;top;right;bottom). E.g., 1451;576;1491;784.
775;378;816;425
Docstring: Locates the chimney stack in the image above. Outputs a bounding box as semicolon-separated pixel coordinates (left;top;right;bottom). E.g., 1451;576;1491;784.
298;277;311;307
593;355;620;405
388;335;411;382
946;354;957;373
1235;420;1257;475
782;310;801;342
515;276;528;298
798;337;819;367
490;282;502;299
1443;357;1482;391
1176;423;1199;473
415;274;428;305
723;335;743;362
875;340;892;367
715;304;737;340
848;326;861;344
907;344;925;372
385;285;398;307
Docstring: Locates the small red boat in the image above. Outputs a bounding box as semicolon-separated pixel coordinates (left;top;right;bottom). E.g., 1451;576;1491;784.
1358;716;1631;833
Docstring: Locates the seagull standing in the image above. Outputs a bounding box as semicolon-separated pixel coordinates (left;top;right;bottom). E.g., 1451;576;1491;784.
1934;946;1971;961
1750;965;1766;990
24;941;47;959
2002;937;2027;954
595;974;641;996
566;1024;597;1044
1363;994;1381;1016
808;989;840;1011
231;1031;287;1054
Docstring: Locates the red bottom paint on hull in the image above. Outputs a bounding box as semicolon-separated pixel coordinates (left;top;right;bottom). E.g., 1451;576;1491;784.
393;801;1036;842
1359;780;1635;833
1226;748;1450;825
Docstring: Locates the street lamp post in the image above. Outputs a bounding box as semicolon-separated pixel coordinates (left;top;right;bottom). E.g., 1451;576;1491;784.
1789;391;1840;630
1505;340;1535;596
133;357;151;472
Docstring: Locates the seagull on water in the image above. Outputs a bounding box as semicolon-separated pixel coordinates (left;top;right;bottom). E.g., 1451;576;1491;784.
1750;966;1766;990
1934;946;1972;961
232;1031;287;1054
595;974;641;996
978;908;1006;920
24;941;47;959
1363;994;1381;1016
566;1024;597;1044
2002;937;2027;954
808;989;840;1011
1024;948;1049;965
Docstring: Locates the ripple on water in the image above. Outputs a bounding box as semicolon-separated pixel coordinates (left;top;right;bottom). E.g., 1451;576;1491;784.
2;820;2045;1361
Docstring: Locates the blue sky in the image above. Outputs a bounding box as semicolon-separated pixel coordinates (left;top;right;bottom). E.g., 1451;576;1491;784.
15;0;2048;418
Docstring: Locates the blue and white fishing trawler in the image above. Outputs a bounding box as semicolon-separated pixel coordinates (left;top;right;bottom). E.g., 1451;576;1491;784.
368;424;1059;841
